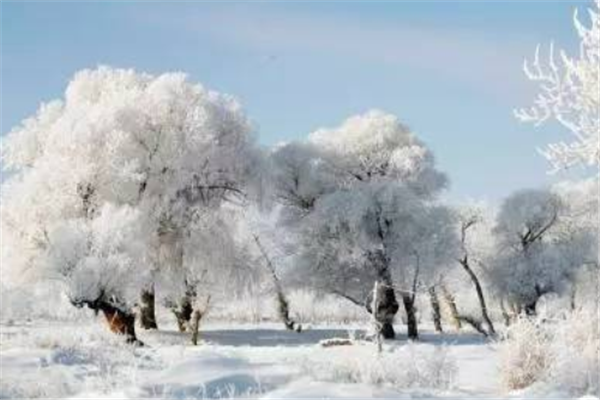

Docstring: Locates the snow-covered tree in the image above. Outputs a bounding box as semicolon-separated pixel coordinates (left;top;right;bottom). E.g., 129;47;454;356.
1;66;261;341
452;204;497;336
515;0;599;171
489;189;562;315
551;177;599;309
489;187;596;316
46;204;150;343
273;111;453;339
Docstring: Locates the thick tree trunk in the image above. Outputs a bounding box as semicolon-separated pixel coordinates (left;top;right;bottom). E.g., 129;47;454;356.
365;251;399;340
402;293;418;340
440;285;462;331
366;286;398;339
99;303;142;345
173;294;194;332
140;288;158;330
372;281;399;339
428;286;443;333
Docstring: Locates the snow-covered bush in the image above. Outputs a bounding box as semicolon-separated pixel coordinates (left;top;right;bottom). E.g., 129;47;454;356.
546;310;599;397
301;343;457;390
0;321;159;399
500;316;551;390
501;309;599;397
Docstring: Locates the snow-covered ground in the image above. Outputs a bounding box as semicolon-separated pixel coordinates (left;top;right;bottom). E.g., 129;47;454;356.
0;317;507;399
2;315;597;399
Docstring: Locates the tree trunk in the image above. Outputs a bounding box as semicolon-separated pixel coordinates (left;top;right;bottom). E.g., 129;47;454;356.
100;303;142;345
569;284;577;311
277;291;299;332
524;300;537;316
524;285;545;317
402;293;418;340
366;284;398;339
459;257;496;336
140;288;158;330
365;251;399;340
440;285;462;331
371;281;384;353
367;280;399;340
253;234;300;332
190;296;210;345
190;310;202;345
500;299;511;326
428;286;443;333
173;294;194;332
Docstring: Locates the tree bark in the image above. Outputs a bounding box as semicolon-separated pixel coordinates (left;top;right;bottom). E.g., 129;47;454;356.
524;285;545;317
428;286;443;333
371;281;399;339
457;315;488;337
402;293;418;340
172;294;194;332
366;285;398;339
140;287;158;330
99;303;142;345
365;250;399;340
524;300;537;316
190;310;202;345
72;297;142;345
459;257;496;336
440;284;462;331
500;299;512;326
190;296;210;345
253;235;300;332
277;291;299;332
569;283;577;311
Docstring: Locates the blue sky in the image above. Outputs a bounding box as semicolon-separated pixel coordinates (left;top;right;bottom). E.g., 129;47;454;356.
0;1;593;202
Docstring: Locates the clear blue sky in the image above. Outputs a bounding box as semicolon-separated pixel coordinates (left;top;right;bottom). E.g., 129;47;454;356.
0;1;593;202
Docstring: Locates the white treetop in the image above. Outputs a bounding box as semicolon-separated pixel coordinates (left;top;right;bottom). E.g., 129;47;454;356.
273;111;455;305
1;67;260;311
489;187;596;310
307;110;447;196
515;0;600;171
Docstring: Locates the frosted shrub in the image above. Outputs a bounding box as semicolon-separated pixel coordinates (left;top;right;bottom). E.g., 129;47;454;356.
500;316;550;390
501;309;599;397
0;322;160;399
29;323;125;350
547;310;599;396
302;344;457;390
